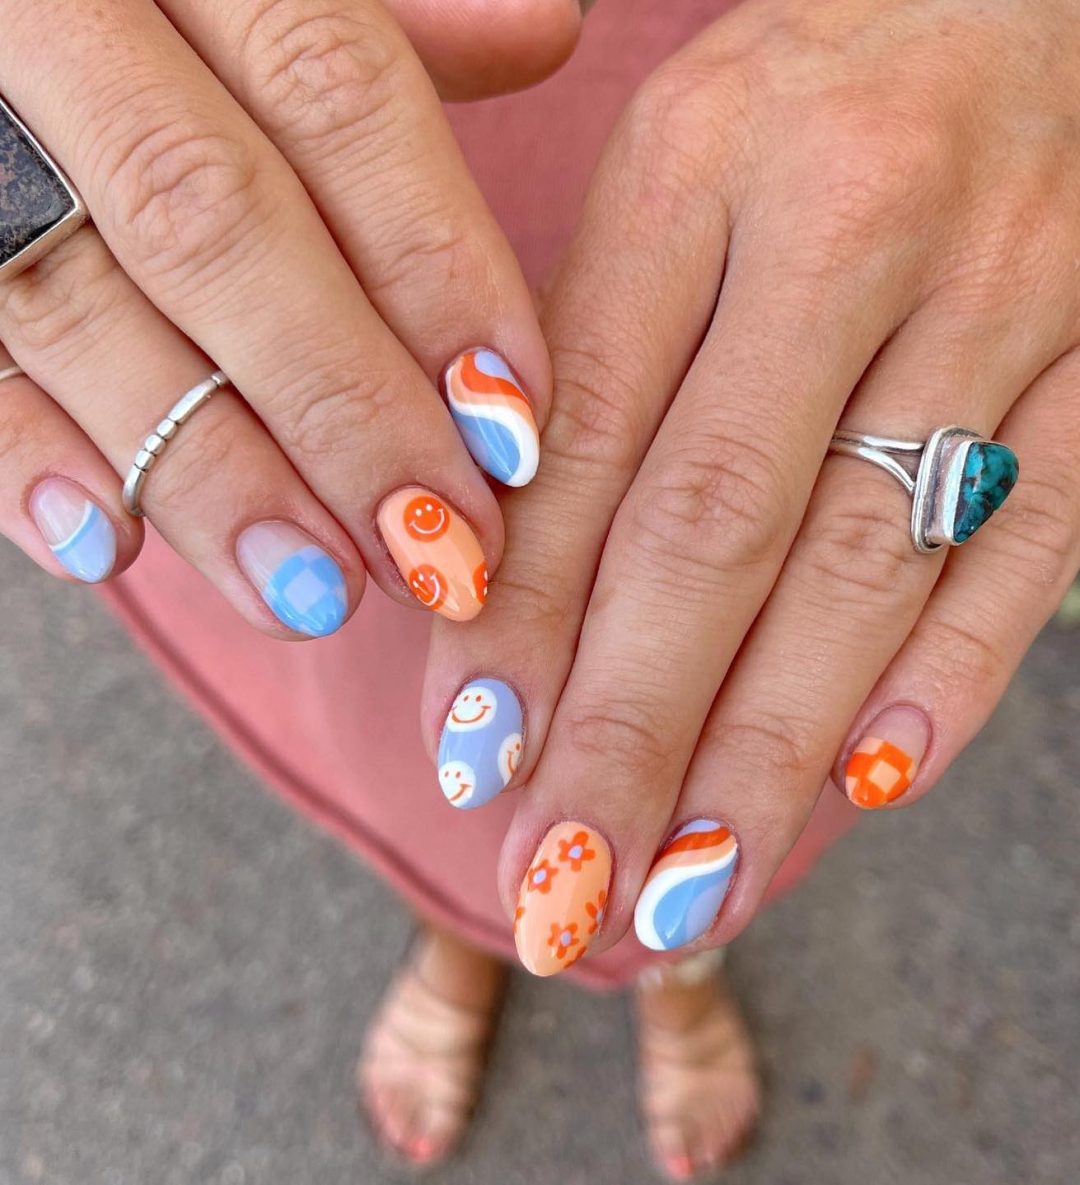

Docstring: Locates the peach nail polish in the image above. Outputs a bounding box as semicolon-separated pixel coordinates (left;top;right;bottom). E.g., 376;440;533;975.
845;706;930;809
514;822;612;977
377;486;487;622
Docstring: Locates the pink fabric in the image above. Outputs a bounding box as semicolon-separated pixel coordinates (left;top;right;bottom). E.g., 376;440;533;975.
101;0;857;990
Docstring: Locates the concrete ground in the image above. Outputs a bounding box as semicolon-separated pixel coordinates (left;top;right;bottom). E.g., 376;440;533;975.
1;547;1077;1185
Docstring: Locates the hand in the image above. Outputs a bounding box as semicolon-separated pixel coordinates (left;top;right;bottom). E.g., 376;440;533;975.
423;0;1080;970
0;0;583;633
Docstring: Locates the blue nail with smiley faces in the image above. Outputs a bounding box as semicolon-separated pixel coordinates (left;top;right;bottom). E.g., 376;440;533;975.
437;679;524;810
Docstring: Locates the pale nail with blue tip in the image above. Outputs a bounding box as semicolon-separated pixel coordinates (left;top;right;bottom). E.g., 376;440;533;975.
634;820;739;952
442;348;540;487
31;478;116;583
237;521;348;638
437;678;524;809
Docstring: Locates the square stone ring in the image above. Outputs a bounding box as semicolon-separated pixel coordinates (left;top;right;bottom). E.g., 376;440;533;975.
0;95;89;282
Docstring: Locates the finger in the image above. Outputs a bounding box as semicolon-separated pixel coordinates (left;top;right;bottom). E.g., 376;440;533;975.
423;61;745;811
383;0;583;100
832;347;1080;813
636;287;1064;954
500;171;929;974
0;347;139;583
163;0;551;476
0;0;502;616
0;228;365;638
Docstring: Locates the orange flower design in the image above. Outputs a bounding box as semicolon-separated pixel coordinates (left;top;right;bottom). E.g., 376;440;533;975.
547;921;580;960
526;858;558;894
557;830;596;872
585;889;607;935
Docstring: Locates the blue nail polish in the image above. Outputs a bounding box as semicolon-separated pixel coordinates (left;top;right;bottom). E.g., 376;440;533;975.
442;349;540;488
437;678;524;809
31;480;116;584
238;523;348;638
634;821;739;951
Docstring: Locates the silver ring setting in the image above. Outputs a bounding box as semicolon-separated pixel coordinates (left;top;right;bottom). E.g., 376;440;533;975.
0;364;26;385
122;371;231;517
829;426;1019;553
0;96;89;282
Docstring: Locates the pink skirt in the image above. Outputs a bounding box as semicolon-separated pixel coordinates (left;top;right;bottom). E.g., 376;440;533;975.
102;0;858;990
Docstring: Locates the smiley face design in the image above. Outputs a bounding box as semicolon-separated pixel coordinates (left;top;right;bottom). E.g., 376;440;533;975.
408;564;446;610
404;495;451;542
498;732;523;786
437;679;524;811
447;683;498;732
439;759;477;806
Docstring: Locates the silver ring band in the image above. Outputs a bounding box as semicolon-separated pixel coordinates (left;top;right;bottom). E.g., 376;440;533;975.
829;425;1019;553
0;365;26;385
122;371;231;517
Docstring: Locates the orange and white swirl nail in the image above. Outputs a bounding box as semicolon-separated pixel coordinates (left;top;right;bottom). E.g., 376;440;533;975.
377;486;488;622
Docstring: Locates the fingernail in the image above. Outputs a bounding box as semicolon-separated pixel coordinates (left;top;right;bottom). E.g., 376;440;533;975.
844;706;930;809
514;822;612;977
377;486;487;622
634;821;739;952
438;679;524;809
237;521;348;637
442;348;539;488
30;479;116;583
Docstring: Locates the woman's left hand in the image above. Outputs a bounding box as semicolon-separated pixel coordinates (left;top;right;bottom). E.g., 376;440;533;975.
423;0;1080;973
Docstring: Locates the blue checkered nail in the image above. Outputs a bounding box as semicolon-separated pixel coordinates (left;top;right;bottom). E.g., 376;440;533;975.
262;544;347;637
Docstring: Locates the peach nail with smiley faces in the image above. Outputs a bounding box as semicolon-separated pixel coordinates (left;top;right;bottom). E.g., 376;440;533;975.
377;486;488;622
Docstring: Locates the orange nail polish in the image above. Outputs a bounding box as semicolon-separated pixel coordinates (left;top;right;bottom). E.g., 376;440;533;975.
514;822;612;977
377;486;487;622
845;707;930;809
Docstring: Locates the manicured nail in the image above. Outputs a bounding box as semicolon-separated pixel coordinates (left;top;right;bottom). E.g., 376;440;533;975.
844;706;930;809
378;486;487;622
30;479;116;583
514;822;612;977
438;679;524;810
237;521;347;638
442;348;539;488
634;821;739;952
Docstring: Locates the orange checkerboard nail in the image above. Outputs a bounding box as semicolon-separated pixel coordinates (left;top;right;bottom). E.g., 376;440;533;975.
845;736;917;809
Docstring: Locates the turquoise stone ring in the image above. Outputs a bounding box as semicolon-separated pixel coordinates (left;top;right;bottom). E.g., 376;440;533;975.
829;426;1018;553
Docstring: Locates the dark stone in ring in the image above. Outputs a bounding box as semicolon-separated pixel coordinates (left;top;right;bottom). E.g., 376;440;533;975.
0;97;87;280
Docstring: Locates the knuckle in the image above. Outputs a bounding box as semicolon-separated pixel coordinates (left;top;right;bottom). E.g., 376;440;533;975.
563;696;671;780
806;109;948;241
0;232;121;358
632;435;790;576
797;493;917;606
363;219;481;311
612;65;738;217
486;567;569;634
916;612;1006;690
544;345;649;480
273;367;397;460
246;4;404;146
704;714;816;787
105;116;265;282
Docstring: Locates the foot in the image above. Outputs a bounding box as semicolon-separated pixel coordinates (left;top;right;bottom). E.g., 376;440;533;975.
357;926;506;1169
635;961;761;1181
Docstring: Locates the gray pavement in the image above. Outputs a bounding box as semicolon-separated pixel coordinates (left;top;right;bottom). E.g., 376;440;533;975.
1;546;1077;1185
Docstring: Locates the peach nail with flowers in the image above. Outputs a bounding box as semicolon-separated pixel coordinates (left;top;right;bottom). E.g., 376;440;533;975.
844;706;931;809
514;822;612;977
377;486;488;622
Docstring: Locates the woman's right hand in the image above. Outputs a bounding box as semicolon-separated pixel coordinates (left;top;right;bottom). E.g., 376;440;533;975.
0;0;579;635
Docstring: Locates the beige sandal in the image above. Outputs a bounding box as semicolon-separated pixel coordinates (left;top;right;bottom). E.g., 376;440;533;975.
357;950;502;1169
636;963;761;1181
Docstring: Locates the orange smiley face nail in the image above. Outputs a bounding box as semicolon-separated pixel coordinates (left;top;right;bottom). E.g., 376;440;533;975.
378;486;487;622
